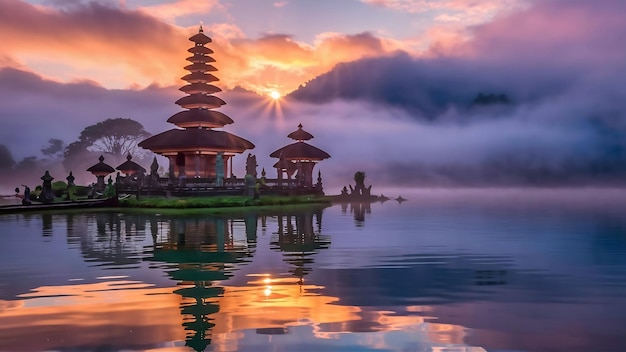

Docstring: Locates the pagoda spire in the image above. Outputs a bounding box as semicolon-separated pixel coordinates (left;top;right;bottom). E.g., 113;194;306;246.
170;26;230;127
138;26;254;181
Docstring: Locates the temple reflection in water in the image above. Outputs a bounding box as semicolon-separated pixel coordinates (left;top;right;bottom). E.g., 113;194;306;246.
271;207;330;284
142;205;330;351
338;201;374;227
151;216;244;351
1;203;495;352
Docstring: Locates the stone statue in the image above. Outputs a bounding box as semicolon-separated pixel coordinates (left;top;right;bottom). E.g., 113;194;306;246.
316;170;323;192
104;176;116;198
150;156;159;175
354;171;366;194
149;157;159;186
66;172;75;187
216;152;225;187
66;172;76;201
343;171;375;199
245;153;257;178
260;168;266;186
21;185;31;205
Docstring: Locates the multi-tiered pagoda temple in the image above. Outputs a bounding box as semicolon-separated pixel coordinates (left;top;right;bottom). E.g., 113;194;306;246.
270;124;330;187
139;26;254;183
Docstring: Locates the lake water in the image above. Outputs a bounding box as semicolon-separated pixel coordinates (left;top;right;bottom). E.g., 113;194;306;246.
1;189;626;352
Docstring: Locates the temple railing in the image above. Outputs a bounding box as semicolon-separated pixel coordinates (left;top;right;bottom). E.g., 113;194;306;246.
115;175;322;195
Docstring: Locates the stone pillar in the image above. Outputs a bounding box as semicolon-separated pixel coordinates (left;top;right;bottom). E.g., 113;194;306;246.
176;153;186;185
168;156;175;186
40;170;54;203
303;163;314;187
96;176;106;192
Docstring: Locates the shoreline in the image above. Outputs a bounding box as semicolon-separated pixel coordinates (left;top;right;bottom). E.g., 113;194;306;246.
0;195;334;215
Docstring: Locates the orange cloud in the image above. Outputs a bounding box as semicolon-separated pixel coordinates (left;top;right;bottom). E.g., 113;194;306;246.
206;31;405;94
0;0;406;94
138;0;221;22
0;0;188;88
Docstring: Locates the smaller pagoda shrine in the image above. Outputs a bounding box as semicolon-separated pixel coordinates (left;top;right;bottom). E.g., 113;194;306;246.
87;155;115;191
139;26;254;184
116;153;146;177
270;124;330;188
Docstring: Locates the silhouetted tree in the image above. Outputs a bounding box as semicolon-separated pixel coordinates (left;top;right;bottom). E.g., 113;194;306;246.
0;144;15;170
63;141;94;173
78;118;150;157
354;171;365;188
41;138;65;158
63;118;151;172
13;156;38;173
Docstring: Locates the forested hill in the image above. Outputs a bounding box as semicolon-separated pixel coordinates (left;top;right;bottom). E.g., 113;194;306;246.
287;52;567;120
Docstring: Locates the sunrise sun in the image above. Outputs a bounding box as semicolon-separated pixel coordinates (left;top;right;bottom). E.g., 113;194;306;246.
269;90;281;100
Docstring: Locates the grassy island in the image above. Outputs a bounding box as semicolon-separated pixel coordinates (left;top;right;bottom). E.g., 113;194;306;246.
119;195;331;209
0;194;333;215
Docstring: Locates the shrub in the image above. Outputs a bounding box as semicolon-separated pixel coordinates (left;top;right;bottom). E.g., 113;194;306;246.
52;181;68;197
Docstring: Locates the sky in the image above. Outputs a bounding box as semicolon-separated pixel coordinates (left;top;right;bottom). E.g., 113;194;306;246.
1;0;626;189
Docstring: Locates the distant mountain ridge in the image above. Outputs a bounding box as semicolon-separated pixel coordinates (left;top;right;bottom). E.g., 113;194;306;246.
288;52;540;119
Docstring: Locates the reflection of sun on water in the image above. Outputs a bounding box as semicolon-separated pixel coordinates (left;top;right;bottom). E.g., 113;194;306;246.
0;280;185;352
263;276;272;297
206;274;483;351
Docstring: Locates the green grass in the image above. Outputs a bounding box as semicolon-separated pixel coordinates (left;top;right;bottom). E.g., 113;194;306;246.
119;195;331;209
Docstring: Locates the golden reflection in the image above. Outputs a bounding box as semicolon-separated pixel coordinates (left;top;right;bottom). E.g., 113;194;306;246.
212;276;362;335
206;276;476;351
0;281;185;352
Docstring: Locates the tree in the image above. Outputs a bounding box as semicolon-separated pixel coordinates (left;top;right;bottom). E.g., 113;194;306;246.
13;156;39;173
354;171;366;188
79;118;151;157
63;118;151;173
62;141;94;175
0;144;15;170
41;138;65;158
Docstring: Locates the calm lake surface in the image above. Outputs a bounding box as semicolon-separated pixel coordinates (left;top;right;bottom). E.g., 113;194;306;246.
1;189;626;352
